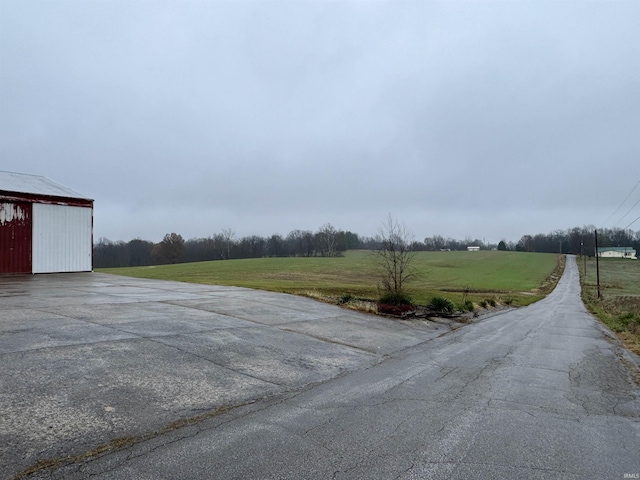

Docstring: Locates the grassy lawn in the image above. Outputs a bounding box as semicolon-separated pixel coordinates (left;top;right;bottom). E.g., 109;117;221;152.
580;257;640;297
99;250;560;308
579;257;640;355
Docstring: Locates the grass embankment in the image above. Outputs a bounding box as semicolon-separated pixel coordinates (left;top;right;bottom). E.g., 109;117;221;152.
99;250;560;309
579;257;640;355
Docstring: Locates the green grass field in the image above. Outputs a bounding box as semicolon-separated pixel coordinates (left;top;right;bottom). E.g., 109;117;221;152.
99;250;560;307
579;257;640;355
580;257;640;297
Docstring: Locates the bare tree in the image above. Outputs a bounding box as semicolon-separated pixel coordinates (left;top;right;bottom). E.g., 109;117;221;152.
286;229;315;257
316;223;338;257
221;228;235;260
128;238;154;266
372;215;416;301
267;234;284;257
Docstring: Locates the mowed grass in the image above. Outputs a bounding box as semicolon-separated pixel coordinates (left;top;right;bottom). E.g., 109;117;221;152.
581;257;640;297
99;250;560;307
579;257;640;355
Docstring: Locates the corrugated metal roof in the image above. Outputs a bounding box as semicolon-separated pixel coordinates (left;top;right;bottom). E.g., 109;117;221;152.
0;171;92;200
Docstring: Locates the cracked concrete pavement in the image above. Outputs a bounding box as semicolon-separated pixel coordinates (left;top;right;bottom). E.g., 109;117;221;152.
0;271;452;479
12;256;640;480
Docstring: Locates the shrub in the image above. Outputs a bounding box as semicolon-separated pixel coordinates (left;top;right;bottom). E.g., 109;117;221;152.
338;293;355;305
373;215;416;300
462;299;475;312
488;298;497;307
428;296;455;313
378;292;413;306
479;300;488;308
503;297;514;306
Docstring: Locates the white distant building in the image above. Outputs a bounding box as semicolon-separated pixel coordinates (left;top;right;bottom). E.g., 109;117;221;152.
597;247;637;260
467;246;480;252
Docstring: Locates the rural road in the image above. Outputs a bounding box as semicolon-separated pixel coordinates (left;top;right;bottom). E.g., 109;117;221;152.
8;255;638;479
2;266;450;479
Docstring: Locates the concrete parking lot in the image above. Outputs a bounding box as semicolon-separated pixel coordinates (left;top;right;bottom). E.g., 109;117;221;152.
0;272;450;479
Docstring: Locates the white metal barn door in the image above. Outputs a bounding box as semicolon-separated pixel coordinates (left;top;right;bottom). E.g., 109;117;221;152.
32;204;93;273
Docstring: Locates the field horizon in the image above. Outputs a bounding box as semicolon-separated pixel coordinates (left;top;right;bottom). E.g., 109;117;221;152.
99;250;561;308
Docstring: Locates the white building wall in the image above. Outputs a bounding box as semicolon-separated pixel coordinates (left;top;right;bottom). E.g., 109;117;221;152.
32;204;93;273
598;250;637;259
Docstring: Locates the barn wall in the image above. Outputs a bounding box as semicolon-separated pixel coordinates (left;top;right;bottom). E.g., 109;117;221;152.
0;201;32;273
32;204;93;273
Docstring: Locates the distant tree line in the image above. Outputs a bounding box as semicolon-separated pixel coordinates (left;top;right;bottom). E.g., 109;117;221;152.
93;224;640;269
508;226;640;255
94;224;359;268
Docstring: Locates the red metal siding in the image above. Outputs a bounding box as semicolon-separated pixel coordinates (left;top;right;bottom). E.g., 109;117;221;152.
0;202;32;273
0;191;92;208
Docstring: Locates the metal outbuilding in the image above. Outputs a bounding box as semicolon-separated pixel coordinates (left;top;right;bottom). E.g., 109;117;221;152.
0;171;94;273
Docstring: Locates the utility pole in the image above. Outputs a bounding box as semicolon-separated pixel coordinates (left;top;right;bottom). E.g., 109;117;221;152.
595;229;601;299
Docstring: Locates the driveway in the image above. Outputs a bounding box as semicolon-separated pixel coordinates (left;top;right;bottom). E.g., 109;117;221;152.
10;257;639;480
0;272;450;479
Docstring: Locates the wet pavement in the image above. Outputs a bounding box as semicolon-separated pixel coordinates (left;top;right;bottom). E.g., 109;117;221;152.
13;257;639;480
0;272;450;479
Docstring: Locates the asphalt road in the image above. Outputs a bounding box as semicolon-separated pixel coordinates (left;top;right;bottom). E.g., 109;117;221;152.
14;256;640;480
1;269;451;479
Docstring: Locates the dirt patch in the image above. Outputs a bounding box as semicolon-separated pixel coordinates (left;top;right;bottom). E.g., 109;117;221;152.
535;254;566;295
617;331;640;357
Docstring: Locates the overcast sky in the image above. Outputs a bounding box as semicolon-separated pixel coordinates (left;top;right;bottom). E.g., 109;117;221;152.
1;0;639;244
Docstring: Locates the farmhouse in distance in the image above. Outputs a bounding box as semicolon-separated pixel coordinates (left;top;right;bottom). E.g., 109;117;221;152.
597;247;637;260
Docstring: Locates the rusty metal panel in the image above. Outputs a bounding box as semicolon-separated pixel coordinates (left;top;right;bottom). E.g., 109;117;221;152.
0;202;32;273
32;204;92;273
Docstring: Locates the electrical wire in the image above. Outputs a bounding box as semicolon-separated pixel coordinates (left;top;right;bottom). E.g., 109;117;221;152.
623;214;640;230
613;196;640;228
602;178;640;226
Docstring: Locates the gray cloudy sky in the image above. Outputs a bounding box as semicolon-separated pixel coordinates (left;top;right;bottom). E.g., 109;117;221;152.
1;0;639;244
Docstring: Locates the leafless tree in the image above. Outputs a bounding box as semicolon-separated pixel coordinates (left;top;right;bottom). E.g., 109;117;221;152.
372;214;416;299
267;234;284;257
316;223;339;257
221;228;235;260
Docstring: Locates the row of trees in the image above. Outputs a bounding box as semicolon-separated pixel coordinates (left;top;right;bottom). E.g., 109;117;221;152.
94;224;360;268
511;226;640;255
93;224;640;269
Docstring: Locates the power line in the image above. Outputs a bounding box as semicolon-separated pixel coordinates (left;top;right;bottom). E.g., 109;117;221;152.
623;214;640;230
602;178;640;226
613;196;640;227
